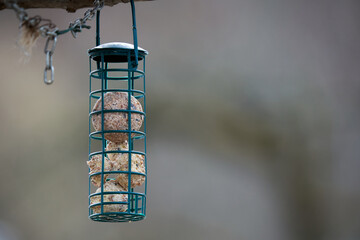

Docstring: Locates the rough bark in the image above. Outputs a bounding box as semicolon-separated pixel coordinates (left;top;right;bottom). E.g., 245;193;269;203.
0;0;152;13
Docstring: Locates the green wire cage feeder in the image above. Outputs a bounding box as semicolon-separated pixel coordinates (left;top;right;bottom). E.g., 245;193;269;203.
3;0;150;223
88;0;148;222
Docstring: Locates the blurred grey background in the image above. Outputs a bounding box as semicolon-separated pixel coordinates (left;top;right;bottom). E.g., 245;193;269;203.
0;0;359;239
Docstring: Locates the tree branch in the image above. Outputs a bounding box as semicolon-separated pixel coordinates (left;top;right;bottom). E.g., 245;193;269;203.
0;0;152;13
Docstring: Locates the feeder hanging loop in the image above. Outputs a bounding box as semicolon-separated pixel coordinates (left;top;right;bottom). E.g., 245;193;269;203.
43;35;57;84
130;0;139;69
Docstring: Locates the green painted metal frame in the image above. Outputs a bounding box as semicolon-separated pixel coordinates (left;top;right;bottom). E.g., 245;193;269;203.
88;0;148;222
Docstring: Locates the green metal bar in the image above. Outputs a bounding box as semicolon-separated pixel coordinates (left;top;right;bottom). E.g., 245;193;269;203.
56;24;91;36
90;69;144;80
96;10;100;70
90;89;145;98
90;132;145;141
90;191;145;198
90;149;145;157
96;10;100;46
89;171;146;178
100;53;105;215
127;52;132;213
130;0;138;68
143;53;147;216
131;70;135;96
135;194;138;214
88;56;92;217
90;109;145;116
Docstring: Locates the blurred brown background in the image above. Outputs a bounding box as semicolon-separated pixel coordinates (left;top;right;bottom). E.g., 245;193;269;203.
0;0;359;239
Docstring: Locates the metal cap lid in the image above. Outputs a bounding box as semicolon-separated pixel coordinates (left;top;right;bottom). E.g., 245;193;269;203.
88;42;148;62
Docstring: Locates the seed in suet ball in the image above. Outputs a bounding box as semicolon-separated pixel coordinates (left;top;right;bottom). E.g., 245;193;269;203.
90;180;128;214
92;92;144;143
87;155;112;187
106;141;146;188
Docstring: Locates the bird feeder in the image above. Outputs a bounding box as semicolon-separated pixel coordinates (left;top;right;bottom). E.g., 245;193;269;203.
2;0;150;223
87;1;148;222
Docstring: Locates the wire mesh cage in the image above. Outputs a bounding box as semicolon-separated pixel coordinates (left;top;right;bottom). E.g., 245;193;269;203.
87;0;148;222
88;42;148;222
